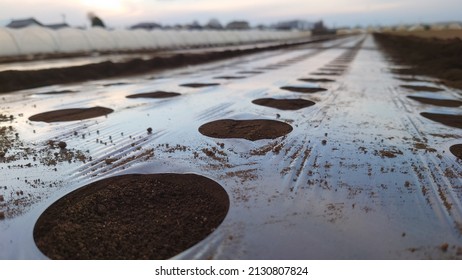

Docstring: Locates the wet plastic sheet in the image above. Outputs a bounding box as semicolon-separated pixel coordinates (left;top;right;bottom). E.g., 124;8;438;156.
0;35;461;259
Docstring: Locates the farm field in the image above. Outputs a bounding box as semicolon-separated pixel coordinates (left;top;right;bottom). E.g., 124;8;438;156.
0;34;461;259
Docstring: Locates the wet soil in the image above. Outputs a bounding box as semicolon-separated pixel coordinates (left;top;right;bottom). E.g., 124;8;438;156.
280;86;327;94
374;33;462;90
199;119;293;141
0;40;324;94
33;173;229;260
401;85;444;92
420;112;462;129
29;107;114;123
298;78;335;83
407;96;462;107
126;91;181;99
180;83;220;88
252;98;315;110
450;144;462;160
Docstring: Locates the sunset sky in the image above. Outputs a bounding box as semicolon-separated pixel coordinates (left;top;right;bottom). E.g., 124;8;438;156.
0;0;460;28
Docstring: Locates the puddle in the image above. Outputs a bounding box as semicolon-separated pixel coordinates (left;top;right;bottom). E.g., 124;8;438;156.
180;83;220;88
199;119;293;141
29;107;114;123
213;76;246;80
34;173;229;259
280;86;327;94
126;91;181;99
407;96;462;107
252;98;315;110
38;90;78;95
450;144;462;160
298;78;335;83
401;85;444;92
420;112;462;129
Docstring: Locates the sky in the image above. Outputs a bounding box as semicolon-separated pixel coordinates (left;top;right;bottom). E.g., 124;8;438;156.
0;0;460;28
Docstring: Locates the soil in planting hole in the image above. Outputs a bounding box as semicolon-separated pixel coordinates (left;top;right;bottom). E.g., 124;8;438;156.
401;85;444;92
38;90;77;95
450;144;462;160
311;72;342;76
126;91;181;99
213;76;246;80
280;86;327;94
199;119;293;141
29;107;114;123
407;96;462;107
180;83;220;88
298;78;335;83
252;98;315;110
33;173;230;260
237;71;263;74
103;82;130;87
420;112;462;129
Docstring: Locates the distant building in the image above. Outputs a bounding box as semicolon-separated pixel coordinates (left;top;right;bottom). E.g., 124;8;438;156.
130;22;162;30
312;20;335;35
7;18;43;28
226;21;250;30
275;20;314;30
45;23;70;30
205;19;223;30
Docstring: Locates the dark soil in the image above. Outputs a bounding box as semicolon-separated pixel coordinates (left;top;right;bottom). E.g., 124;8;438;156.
374;33;462;90
180;83;220;88
29;107;114;123
213;76;246;80
38;90;77;95
401;85;444;92
0;39;332;94
280;86;327;94
420;112;462;129
126;91;181;99
103;82;131;87
450;144;462;160
237;71;264;74
252;98;315;110
298;78;335;83
407;96;462;107
311;72;342;76
199;119;293;141
33;173;229;260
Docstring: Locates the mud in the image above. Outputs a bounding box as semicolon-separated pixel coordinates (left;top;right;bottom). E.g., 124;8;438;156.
374;33;462;90
420;112;462;129
407;96;462;107
252;98;315;110
401;85;444;92
33;173;229;260
280;86;327;94
450;144;462;160
126;91;181;99
180;83;220;88
298;78;335;83
199;119;293;141
29;107;114;123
